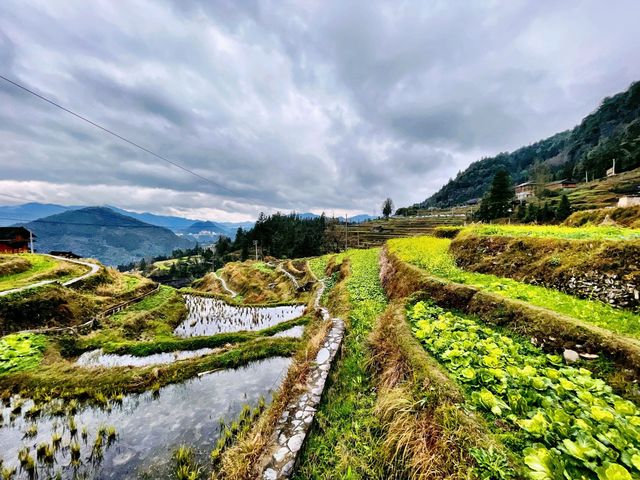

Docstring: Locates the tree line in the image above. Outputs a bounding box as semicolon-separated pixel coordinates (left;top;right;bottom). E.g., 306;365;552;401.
475;170;573;223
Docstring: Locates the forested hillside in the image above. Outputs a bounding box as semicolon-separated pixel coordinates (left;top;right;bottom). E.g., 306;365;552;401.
418;81;640;208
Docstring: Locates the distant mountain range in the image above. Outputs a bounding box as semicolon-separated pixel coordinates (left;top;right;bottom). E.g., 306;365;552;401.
0;202;254;241
23;207;194;266
416;81;640;208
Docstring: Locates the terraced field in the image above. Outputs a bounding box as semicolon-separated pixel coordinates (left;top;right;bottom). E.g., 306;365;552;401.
388;235;640;339
0;254;90;293
2;221;640;480
337;213;467;248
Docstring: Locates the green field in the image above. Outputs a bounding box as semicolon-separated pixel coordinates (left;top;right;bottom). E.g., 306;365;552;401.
0;332;47;375
0;254;88;292
296;248;388;478
389;236;640;339
460;224;640;241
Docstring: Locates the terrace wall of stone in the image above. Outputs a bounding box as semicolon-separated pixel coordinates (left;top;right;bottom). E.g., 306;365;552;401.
379;247;640;378
450;234;640;309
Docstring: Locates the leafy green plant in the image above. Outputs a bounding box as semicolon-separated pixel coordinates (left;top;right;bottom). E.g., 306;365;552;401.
469;446;514;480
409;300;640;479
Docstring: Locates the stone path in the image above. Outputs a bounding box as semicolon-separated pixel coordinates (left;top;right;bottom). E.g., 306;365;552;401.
212;271;238;297
278;264;300;290
0;254;100;297
261;280;345;479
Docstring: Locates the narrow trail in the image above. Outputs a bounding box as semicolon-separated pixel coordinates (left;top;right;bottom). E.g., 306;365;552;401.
212;271;238;297
278;264;300;290
261;273;342;478
0;254;100;297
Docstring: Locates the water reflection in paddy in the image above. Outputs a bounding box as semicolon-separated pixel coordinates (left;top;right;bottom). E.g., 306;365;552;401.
76;347;219;368
175;295;305;337
0;356;291;479
272;325;305;339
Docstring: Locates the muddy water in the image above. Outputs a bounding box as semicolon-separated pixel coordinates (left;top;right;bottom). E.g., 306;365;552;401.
175;295;305;337
0;356;291;479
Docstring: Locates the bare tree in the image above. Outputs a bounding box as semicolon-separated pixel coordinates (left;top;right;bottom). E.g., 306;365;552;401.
382;198;394;219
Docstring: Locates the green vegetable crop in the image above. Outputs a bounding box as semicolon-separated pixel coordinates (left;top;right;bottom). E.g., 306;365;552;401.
409;301;640;479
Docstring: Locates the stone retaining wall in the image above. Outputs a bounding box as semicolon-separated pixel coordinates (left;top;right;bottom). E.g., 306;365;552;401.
450;235;640;310
261;281;345;479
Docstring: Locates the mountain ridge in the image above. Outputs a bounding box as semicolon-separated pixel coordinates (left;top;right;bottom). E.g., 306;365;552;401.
416;81;640;208
23;206;194;266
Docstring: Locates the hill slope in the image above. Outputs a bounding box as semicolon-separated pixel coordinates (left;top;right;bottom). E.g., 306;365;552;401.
418;81;640;208
25;207;193;266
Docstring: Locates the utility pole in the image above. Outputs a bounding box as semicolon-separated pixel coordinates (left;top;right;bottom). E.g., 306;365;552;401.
29;229;34;254
253;240;258;261
345;214;348;251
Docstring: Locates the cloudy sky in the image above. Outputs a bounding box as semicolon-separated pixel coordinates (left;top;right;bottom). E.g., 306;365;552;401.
1;0;639;221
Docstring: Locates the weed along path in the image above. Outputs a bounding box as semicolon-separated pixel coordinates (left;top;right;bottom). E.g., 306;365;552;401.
293;248;389;479
0;357;291;479
212;270;238;297
0;254;100;297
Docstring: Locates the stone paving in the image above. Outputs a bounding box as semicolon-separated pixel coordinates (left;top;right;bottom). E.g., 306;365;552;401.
261;280;345;479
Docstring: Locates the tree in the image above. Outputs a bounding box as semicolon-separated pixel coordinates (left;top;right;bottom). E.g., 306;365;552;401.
529;160;552;195
476;170;514;221
382;198;394;219
556;195;572;221
524;203;538;223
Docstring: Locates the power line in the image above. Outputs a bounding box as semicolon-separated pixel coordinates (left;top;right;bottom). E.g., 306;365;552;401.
0;74;235;195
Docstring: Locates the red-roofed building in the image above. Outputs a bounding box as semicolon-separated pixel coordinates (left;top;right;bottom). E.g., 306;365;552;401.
0;227;34;253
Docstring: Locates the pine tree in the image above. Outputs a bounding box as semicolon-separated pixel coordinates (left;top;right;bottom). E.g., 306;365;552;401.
476;170;514;221
382;198;394;219
556;195;572;221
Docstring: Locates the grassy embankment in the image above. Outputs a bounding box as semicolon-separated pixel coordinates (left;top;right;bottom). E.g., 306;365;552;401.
388;236;640;340
0;336;300;405
449;229;640;310
565;205;640;229
0;253;89;292
190;259;308;304
0;263;154;335
294;248;389;479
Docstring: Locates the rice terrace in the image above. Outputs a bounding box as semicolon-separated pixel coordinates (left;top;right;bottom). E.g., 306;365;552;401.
2;2;640;479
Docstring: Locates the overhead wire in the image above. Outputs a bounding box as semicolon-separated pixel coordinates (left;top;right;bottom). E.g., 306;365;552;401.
0;74;236;196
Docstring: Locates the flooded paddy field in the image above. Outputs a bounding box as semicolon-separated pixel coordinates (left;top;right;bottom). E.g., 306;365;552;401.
75;347;220;368
0;356;291;479
175;295;306;337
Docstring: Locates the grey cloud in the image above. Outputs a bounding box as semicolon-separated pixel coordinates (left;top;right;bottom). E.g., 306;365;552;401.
0;0;639;220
